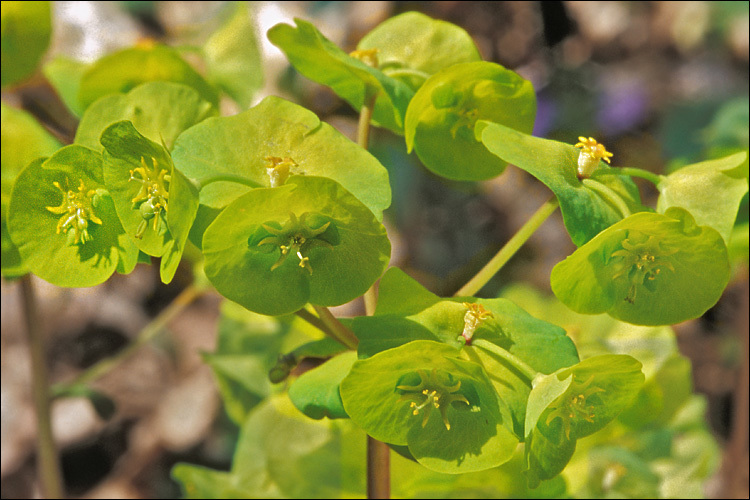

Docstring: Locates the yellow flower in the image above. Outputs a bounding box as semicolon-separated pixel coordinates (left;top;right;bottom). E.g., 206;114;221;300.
574;136;613;179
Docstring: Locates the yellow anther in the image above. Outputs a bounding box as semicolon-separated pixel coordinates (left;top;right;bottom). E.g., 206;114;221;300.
349;48;379;67
46;178;102;245
574;136;613;179
264;156;297;187
461;302;494;344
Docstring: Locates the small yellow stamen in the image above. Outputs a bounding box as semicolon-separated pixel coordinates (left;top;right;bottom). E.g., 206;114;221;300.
349;48;379;67
574;137;613;179
460;302;494;344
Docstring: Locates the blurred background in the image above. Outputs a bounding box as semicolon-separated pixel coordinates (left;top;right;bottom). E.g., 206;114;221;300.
1;1;748;498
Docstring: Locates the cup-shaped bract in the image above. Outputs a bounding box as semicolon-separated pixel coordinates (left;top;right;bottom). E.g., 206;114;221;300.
201;176;390;316
352;268;580;438
524;355;644;486
7;145;139;287
171;96;391;247
340;340;518;474
77;44;220;112
268;18;414;134
75;81;217;152
355;11;481;91
2;103;62;277
476;120;645;246
656;151;748;245
404;61;536;181
100;121;199;284
550;207;730;325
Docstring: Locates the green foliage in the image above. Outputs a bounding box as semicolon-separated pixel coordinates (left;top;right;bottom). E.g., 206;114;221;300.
1;1;51;87
341;340;518;474
2;6;738;498
268;18;414;134
1;103;62;277
477;120;645;245
356;11;481;90
406;62;537;181
550;207;730;325
100;121;199;283
77;44;220;112
7;146;139;286
202;175;390;316
75;81;217;152
202;2;263;109
656;151;749;244
171;95;391;223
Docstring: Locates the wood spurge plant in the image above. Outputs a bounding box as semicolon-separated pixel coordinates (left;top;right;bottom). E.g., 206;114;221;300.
2;2;747;499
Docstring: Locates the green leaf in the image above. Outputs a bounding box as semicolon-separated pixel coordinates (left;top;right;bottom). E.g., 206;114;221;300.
356;11;481;91
43;56;89;117
78;44;220;112
100;121;199;284
288;351;357;420
1;1;51;87
202;175;390;316
477;120;645;245
7;146;139;287
525;355;644;484
172;95;391;224
75;81;217;152
656;151;749;244
1;103;62;277
354;268;579;437
340;340;518;473
550;207;730;325
203;1;263;109
267;18;414;134
405;62;536;181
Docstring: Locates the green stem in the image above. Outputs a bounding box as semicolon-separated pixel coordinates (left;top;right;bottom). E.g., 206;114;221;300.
358;92;380;317
356;92;390;495
21;276;64;499
52;285;204;395
311;305;359;350
294;308;333;337
582;178;632;218
471;339;539;387
367;437;391;499
593;167;662;187
454;196;560;297
193;173;262;192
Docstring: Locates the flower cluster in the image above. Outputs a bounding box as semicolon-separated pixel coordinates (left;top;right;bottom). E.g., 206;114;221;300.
46;178;102;245
574;137;613;179
129;156;170;238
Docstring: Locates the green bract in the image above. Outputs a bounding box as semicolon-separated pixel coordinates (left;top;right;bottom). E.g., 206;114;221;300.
171;95;391;246
524;355;644;487
1;1;51;87
100;121;199;284
43;56;88;117
7;146;139;287
2;103;62;277
340;340;518;474
75;81;217;152
476;120;645;246
77;44;220;112
550;207;730;326
356;11;481;91
201;175;390;316
353;268;579;437
288;351;357;420
267;18;414;134
405;62;536;181
202;1;263;109
656;151;749;244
